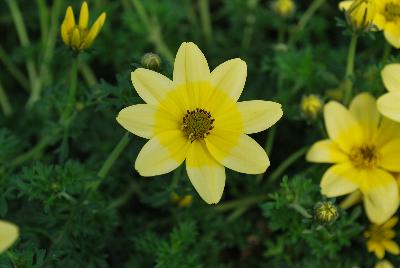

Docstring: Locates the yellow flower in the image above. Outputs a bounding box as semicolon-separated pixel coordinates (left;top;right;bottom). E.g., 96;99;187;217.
365;217;400;259
272;0;296;18
374;0;400;48
339;0;376;30
301;94;323;120
61;1;106;51
375;260;394;268
306;93;400;224
378;64;400;122
0;220;18;253
117;42;283;204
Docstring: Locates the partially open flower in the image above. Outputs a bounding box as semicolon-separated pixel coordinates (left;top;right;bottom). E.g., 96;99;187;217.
340;0;376;30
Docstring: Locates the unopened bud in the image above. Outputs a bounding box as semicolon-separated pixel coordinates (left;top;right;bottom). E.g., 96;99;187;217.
342;0;376;31
141;53;161;71
272;0;296;18
314;201;339;225
301;94;323;120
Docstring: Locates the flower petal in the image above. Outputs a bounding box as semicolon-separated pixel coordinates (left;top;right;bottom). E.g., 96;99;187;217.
237;100;283;134
0;220;18;253
173;42;210;85
186;141;225;204
320;163;360;197
349;93;380;140
210;58;247;102
361;169;399;224
81;12;106;49
206;133;269;174
71;28;81;48
61;6;75;45
79;1;89;29
375;117;400;147
377;92;400;122
382;240;400;255
135;131;190;176
384;23;400;49
131;68;174;106
306;140;348;163
382;64;400;92
382;217;398;229
324;101;363;152
339;0;353;10
379;138;400;172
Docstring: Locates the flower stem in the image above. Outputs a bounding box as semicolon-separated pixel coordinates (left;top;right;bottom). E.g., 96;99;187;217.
0;45;29;92
198;0;213;44
0;80;13;117
214;194;269;212
343;33;358;105
61;57;79;125
289;203;312;218
256;126;277;182
269;146;308;182
92;132;131;189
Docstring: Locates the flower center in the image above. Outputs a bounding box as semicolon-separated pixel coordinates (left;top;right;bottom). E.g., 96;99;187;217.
69;26;88;47
349;144;378;169
182;108;215;142
384;2;400;21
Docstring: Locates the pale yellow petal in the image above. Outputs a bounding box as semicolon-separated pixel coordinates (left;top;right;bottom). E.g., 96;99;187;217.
339;190;362;209
382;217;398;229
375;117;400;147
382;64;400;92
81;12;106;49
135;131;190;176
361;169;399;224
173;42;210;85
210;58;247;102
186;141;225;204
131;68;174;105
306;139;348;163
339;1;353;10
206;133;269;174
0;220;18;253
236;100;282;134
384;23;400;49
379;138;400;172
79;1;89;29
377;92;400;122
324;101;363;152
382;240;400;255
374;260;394;268
116;104;158;139
373;13;386;30
320;163;360;197
349;93;380;140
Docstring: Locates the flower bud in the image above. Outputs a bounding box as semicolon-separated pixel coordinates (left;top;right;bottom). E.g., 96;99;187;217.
314;201;339;225
141;53;162;71
343;0;376;30
300;94;323;120
272;0;296;18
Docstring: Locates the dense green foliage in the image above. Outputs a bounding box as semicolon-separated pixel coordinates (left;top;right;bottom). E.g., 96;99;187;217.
1;0;399;267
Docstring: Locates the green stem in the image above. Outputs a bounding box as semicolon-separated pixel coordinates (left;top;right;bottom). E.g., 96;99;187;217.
79;63;97;86
241;0;259;51
36;0;49;47
61;57;79;125
0;45;29;91
382;42;392;64
6;0;38;92
92;132;131;189
269;146;309;182
289;203;312;218
170;165;183;190
198;0;213;44
215;194;269;212
0;81;13;117
105;182;139;211
343;34;358;105
289;0;326;45
256;126;277;182
130;0;174;65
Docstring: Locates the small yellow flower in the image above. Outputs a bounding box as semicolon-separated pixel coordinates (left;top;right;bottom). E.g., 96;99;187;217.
339;0;376;30
365;217;400;259
301;94;323;120
272;0;296;18
117;42;283;204
0;220;19;253
314;201;339;225
377;64;400;122
375;260;394;268
306;93;400;224
171;192;193;208
61;1;106;51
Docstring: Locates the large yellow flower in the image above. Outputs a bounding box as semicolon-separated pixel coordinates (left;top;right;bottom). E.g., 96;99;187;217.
307;93;400;224
365;217;400;259
378;64;400;122
117;42;283;204
61;1;106;51
0;220;18;253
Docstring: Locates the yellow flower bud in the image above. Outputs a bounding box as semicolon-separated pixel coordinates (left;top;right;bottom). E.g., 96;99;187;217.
300;94;323;120
60;1;106;51
314;201;339;225
141;53;162;71
375;260;394;268
178;195;193;208
272;0;296;18
344;0;376;30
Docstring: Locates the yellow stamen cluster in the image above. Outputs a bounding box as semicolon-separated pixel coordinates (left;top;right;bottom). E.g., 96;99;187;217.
349;144;379;169
383;2;400;21
182;108;215;142
61;1;106;51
